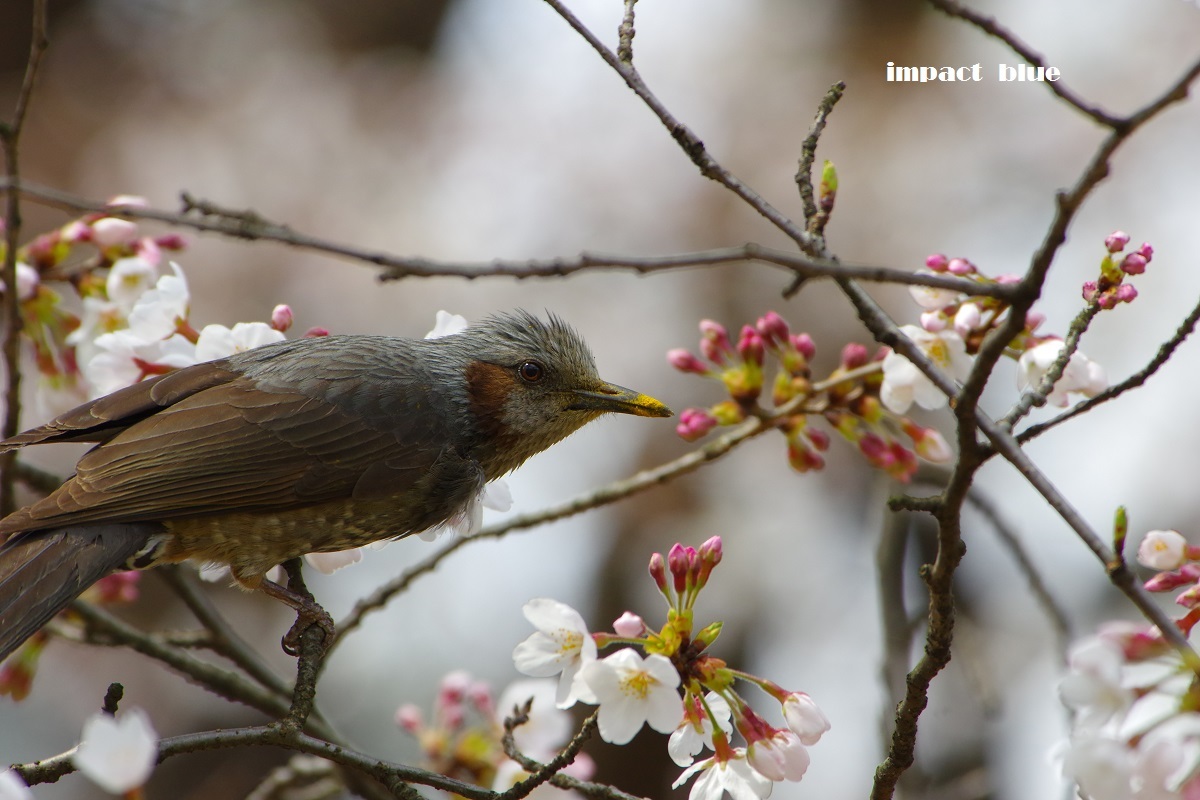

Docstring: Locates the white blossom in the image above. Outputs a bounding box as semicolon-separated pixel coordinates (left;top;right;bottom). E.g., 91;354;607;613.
880;326;972;414
673;750;774;800
782;692;830;746
83;331;197;398
106;256;158;312
73;708;158;795
747;731;810;782
1061;732;1134;800
125;262;189;341
1059;636;1134;729
908;278;960;310
579;649;682;744
513;599;598;708
669;693;733;767
1137;530;1188;572
1018;339;1107;408
425;310;469;339
194;321;286;361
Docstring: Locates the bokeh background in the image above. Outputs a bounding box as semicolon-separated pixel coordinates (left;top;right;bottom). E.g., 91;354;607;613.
1;0;1199;797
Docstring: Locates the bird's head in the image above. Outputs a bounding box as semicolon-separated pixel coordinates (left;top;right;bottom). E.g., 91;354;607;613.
443;310;671;477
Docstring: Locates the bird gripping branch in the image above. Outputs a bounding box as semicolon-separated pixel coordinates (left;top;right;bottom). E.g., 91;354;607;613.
0;310;671;660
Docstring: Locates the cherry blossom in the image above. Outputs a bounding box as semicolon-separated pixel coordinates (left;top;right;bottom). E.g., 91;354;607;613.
672;749;773;800
578;649;683;745
1138;530;1188;572
1017;339;1107;407
880;325;972;414
512;599;598;708
73;708;158;795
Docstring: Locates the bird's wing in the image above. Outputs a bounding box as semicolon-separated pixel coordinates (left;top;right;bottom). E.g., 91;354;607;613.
0;372;457;533
0;360;243;449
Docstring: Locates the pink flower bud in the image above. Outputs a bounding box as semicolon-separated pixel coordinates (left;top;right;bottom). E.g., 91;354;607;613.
1115;284;1138;304
1098;293;1118;310
394;704;424;733
790;333;816;361
91;572;141;604
756;311;790;346
782;692;830;745
62;220;91;243
947;257;974;276
1104;231;1130;253
303;326;330;338
807;429;830;451
787;442;824;472
994;273;1022;285
613;611;646;638
919;311;947;333
648;552;668;592
1025;311;1045;331
1081;281;1099;303
1144;565;1200;593
467;681;494;716
699;320;733;364
675;408;718;442
840;343;868;370
90;218;139;248
925;254;949;272
154;233;188;250
668;348;709;374
667;543;688;594
271;304;294;332
699;535;723;567
913;427;952;463
953;303;982;336
1120;253;1147;275
858;433;890;464
439;670;471;702
737;325;765;366
1137;243;1153;262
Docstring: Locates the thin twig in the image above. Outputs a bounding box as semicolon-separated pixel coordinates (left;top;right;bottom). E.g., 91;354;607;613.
0;0;50;515
925;0;1121;127
0;180;1011;298
616;0;637;66
541;0;829;259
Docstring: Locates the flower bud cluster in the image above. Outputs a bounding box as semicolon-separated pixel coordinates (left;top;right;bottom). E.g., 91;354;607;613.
1083;231;1152;309
669;314;951;482
513;537;830;798
1057;528;1200;799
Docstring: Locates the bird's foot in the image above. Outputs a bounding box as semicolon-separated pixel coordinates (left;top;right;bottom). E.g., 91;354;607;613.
260;562;335;657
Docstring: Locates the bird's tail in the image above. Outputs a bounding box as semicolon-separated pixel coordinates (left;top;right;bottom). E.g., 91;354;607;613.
0;524;157;663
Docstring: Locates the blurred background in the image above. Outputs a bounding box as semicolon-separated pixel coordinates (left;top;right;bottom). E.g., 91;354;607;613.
1;0;1199;797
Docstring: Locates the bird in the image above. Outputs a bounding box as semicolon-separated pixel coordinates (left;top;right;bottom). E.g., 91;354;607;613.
0;310;671;660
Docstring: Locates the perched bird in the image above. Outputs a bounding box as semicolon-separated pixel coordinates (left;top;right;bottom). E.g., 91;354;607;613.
0;310;670;660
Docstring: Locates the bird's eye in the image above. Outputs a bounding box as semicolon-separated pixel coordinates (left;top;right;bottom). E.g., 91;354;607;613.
518;361;544;382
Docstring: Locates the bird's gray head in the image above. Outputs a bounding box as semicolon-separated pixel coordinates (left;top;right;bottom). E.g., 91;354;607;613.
436;310;671;477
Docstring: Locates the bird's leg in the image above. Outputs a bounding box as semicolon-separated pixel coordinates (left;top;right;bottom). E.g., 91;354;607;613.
259;558;334;657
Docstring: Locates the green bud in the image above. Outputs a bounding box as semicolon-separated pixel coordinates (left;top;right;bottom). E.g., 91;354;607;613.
1113;505;1128;557
695;620;723;649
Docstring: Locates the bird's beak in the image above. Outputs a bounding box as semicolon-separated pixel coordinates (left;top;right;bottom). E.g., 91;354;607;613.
568;382;673;418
